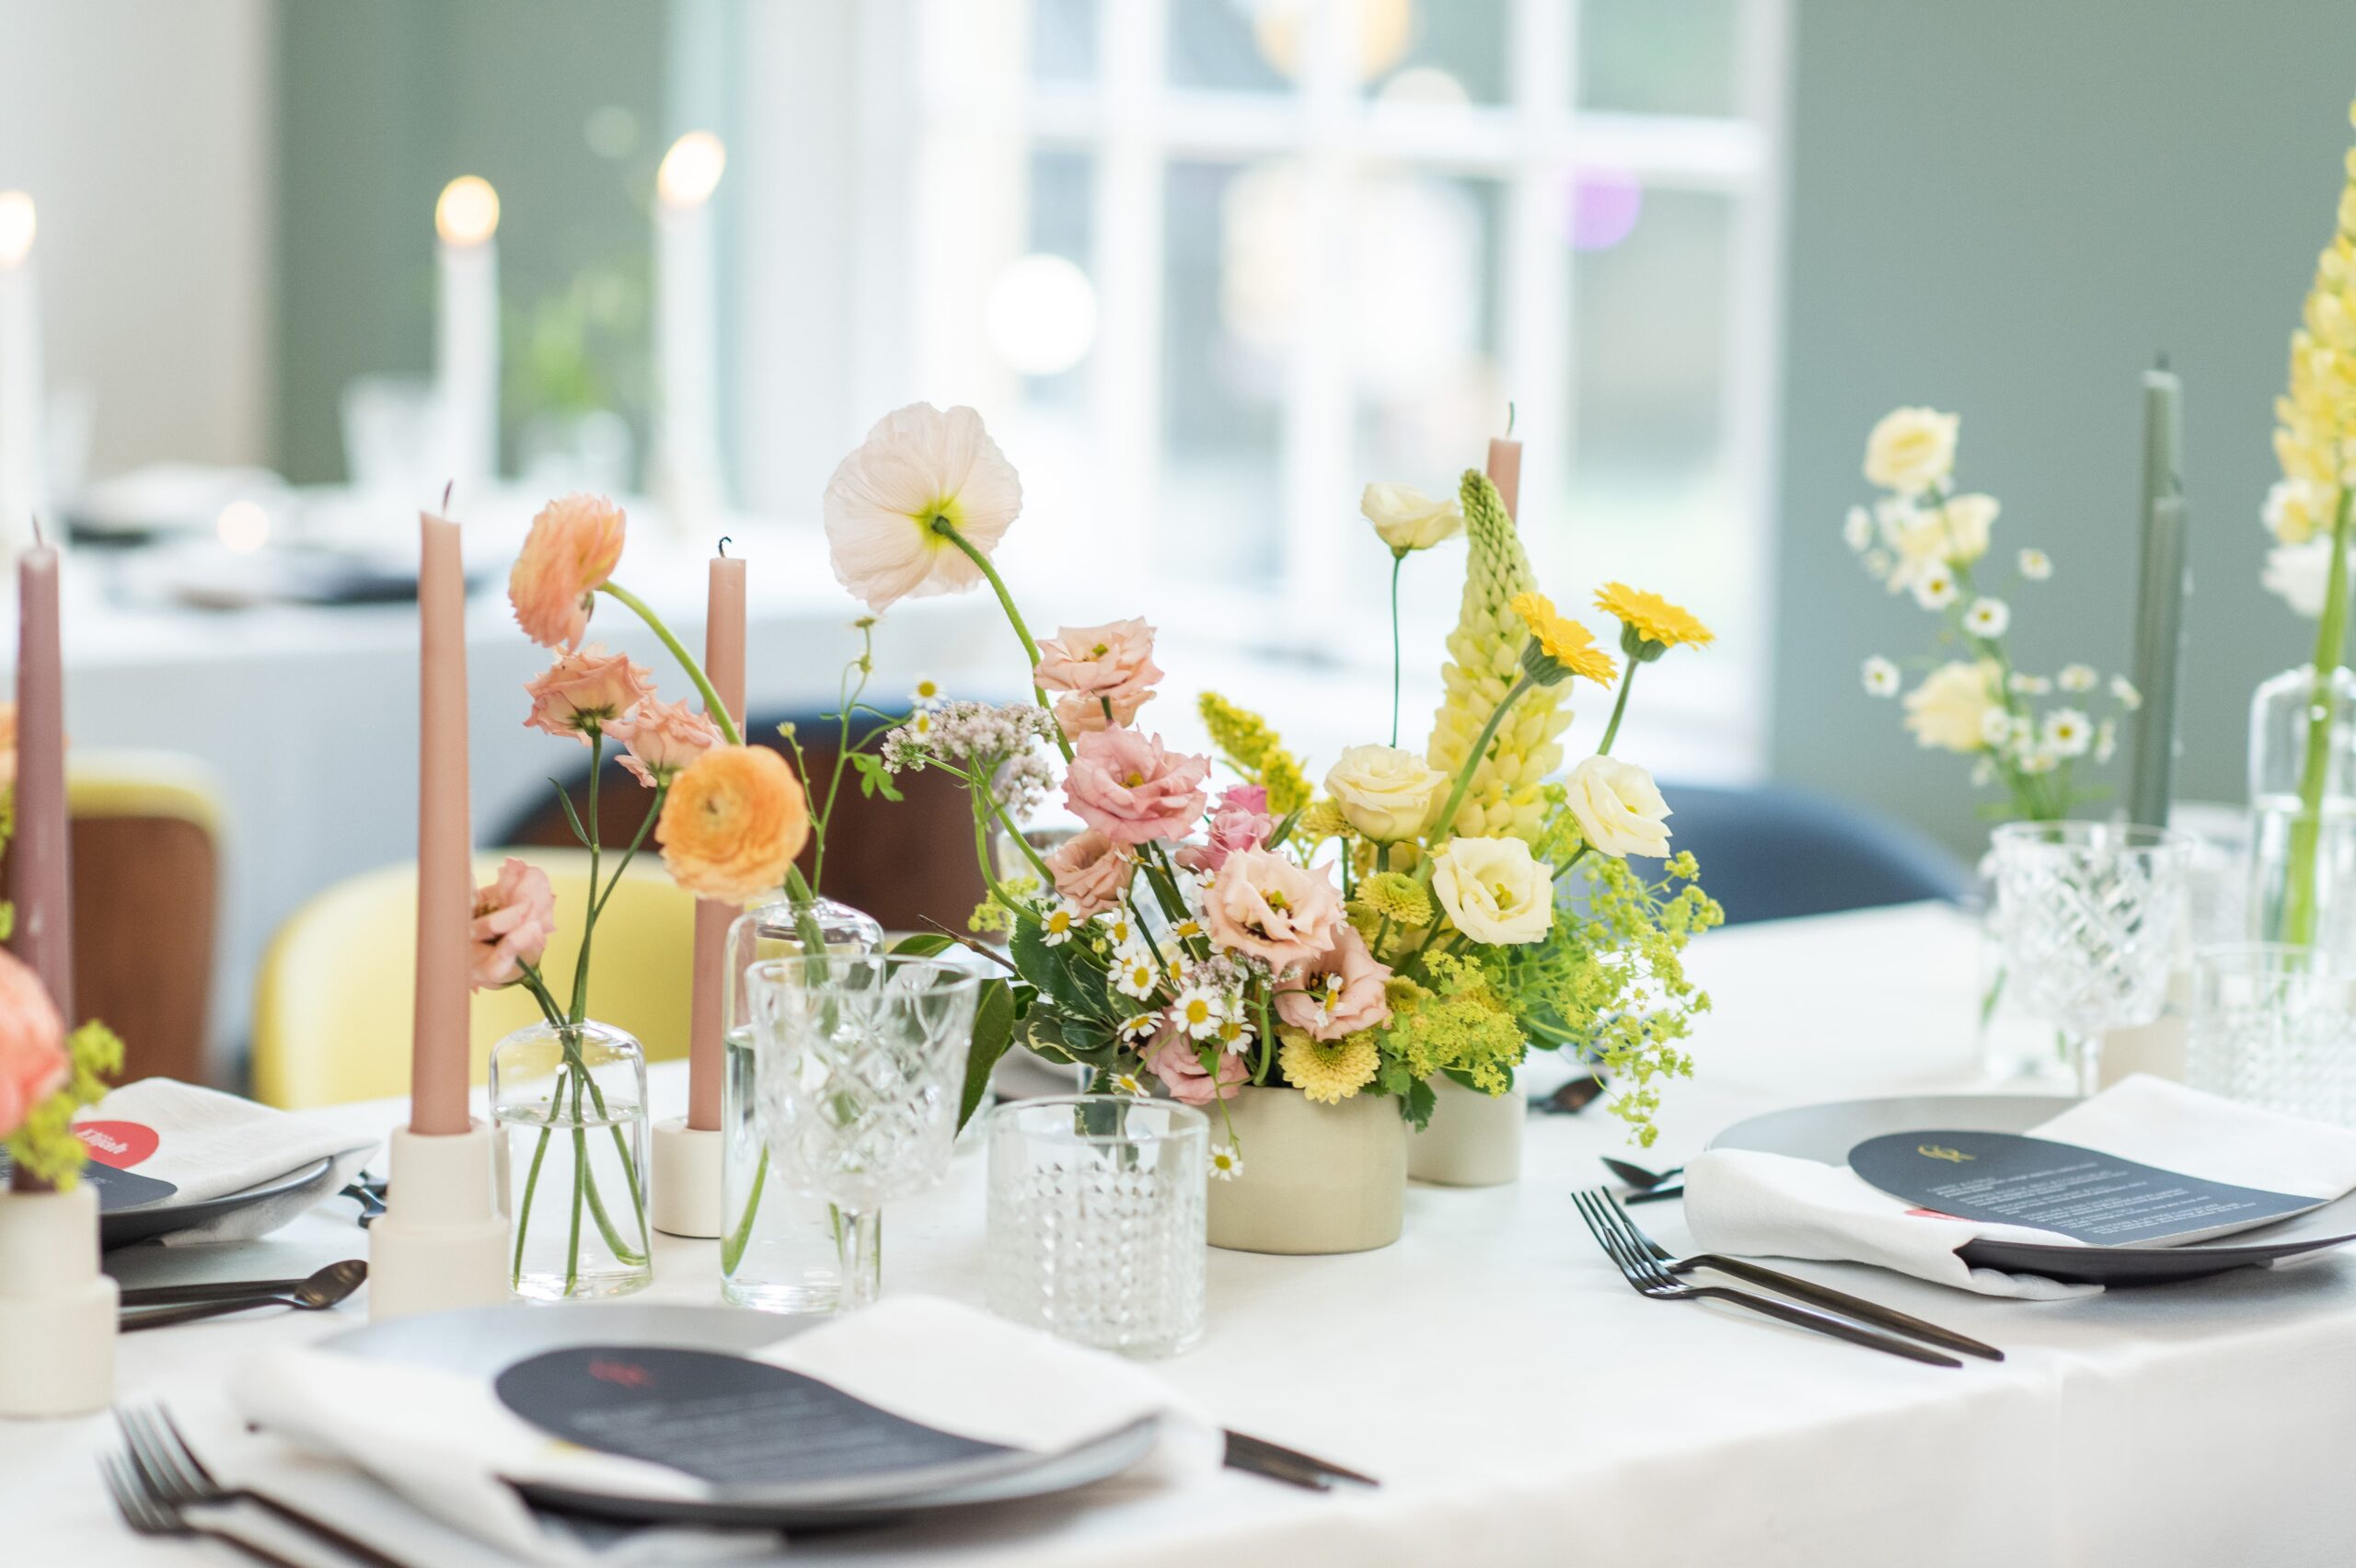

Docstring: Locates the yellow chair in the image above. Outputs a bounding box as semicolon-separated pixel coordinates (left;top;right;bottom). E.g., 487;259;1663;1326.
251;847;696;1109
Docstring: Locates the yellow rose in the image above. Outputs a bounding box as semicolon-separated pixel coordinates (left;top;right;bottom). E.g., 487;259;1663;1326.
1324;744;1446;842
1562;755;1673;859
1864;407;1959;495
1359;482;1463;552
1901;660;2002;753
1430;835;1554;944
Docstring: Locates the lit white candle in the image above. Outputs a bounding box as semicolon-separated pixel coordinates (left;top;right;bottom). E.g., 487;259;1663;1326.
0;191;45;558
654;132;726;535
433;176;501;500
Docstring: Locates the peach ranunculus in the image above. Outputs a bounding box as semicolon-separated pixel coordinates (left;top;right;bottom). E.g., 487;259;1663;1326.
1175;784;1274;874
822;404;1022;612
1202;847;1344;976
509;493;628;650
606;696;724;788
1043;828;1132;918
0;700;16;789
0;948;66;1140
1063;729;1210;847
1273;925;1392;1042
1143;1031;1246;1106
524;645;655;744
656;744;812;904
469;857;556;990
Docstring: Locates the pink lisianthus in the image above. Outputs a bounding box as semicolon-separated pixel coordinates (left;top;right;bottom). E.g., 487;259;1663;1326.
1274;925;1392;1042
1043;828;1132;917
1202;848;1344;976
524;645;655;744
1063;729;1210;847
508;493;627;650
1034;617;1162;701
1143;1031;1246;1106
1176;784;1275;873
0;948;66;1140
469;858;557;990
606;696;724;787
1051;688;1156;739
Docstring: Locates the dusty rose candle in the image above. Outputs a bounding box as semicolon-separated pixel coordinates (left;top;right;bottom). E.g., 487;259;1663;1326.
410;510;473;1136
11;525;70;1021
1485;435;1521;520
687;550;746;1132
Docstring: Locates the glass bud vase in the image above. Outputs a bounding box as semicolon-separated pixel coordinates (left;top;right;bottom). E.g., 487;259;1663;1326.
719;893;884;1311
2246;663;2356;957
489;1020;653;1301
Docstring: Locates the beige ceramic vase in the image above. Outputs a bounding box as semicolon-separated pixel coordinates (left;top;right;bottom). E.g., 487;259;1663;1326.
1407;1073;1525;1187
1206;1087;1408;1254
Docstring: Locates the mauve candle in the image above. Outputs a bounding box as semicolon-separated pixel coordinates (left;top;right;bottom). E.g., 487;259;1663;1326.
688;550;746;1132
11;526;70;1020
1485;436;1521;520
410;510;473;1136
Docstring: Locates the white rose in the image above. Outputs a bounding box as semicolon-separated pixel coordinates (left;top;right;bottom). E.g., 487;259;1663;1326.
1563;755;1673;859
1430;836;1555;945
1360;482;1463;552
1863;407;1959;495
1324;744;1446;842
1901;659;2001;753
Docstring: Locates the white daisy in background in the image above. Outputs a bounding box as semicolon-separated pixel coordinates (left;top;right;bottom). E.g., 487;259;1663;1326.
2095;718;2119;765
2057;663;2098;692
1962;596;2011;638
1112;1072;1146;1096
2017;548;2053;581
1171;983;1222;1040
1040;899;1083;947
1863;655;1900;697
1862;548;1894;582
1169;916;1206;942
1117;1010;1161;1043
1912;563;1959;609
2018;747;2059;775
1208;1144;1244;1182
909;709;936;740
2111;675;2142;710
1113;953;1160;1000
909;675;945;709
2009;672;2051;695
2042;708;2094;758
1843;506;1874;551
1979;707;2015;748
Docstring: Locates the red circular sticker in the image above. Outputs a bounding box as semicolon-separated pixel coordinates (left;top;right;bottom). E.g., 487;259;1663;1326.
75;1120;159;1169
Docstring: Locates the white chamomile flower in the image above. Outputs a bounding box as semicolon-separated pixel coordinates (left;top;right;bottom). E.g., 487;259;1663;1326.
1040;899;1083;947
1978;706;2015;748
2018;747;2059;775
1213;1009;1254;1055
1113;953;1161;1000
1171;983;1222;1041
1912;564;1958;609
1208;1144;1243;1182
2110;674;2142;710
2041;707;2093;758
2057;663;2097;693
1117;1011;1161;1043
1098;910;1136;949
2008;672;2050;696
1843;506;1874;551
1170;917;1205;942
910;709;936;738
2095;718;2119;766
909;675;944;709
1962;596;2011;639
1863;655;1900;697
2016;548;2052;581
1112;1072;1146;1096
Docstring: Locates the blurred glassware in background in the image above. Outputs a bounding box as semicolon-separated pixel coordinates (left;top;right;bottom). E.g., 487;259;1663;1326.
340;376;448;502
2246;663;2356;958
2188;943;2356;1127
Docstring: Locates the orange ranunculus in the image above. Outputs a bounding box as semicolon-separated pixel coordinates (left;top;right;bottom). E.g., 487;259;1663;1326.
655;745;811;904
509;493;627;650
0;947;66;1140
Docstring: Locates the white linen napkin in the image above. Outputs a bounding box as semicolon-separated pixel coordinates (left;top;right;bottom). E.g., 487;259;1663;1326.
228;1295;1222;1564
84;1079;375;1244
1684;1076;2356;1299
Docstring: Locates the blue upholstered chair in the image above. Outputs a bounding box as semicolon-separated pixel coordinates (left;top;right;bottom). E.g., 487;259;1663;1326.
1651;782;1969;926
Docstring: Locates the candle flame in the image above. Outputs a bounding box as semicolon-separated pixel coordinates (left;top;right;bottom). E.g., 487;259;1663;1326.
435;176;500;247
657;132;726;210
0;191;34;267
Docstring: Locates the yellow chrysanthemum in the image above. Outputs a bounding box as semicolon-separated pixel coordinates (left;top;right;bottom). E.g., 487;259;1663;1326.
1595;582;1715;651
1508;591;1617;686
1277;1025;1381;1105
1357;870;1433;928
1296;798;1352;842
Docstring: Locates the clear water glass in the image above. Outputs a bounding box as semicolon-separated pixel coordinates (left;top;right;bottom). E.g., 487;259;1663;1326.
2187;943;2356;1126
986;1096;1207;1358
489;1020;652;1301
748;954;980;1310
1991;821;2194;1096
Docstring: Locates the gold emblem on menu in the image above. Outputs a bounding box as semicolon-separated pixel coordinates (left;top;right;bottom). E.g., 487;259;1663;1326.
1919;1144;1973;1163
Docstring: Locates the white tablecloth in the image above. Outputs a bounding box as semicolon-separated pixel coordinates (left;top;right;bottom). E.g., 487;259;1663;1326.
10;901;2356;1566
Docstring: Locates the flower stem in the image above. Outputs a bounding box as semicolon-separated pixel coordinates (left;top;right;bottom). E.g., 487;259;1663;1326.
928;518;1071;759
1596;663;1639;756
1389;549;1406;748
598;581;742;746
571;733;604;1024
2281;483;2356;944
1424;672;1537;852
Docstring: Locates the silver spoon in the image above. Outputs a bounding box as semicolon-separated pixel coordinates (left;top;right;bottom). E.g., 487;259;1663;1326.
119;1261;366;1332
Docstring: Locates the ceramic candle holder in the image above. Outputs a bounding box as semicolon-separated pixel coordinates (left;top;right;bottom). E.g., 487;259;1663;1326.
0;1182;117;1419
367;1120;511;1320
650;1118;722;1238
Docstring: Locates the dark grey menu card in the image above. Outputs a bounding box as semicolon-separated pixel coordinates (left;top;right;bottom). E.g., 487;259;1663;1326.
494;1346;1014;1488
1849;1131;2327;1247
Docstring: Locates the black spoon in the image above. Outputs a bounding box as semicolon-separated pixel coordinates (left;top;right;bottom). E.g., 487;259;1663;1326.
119;1261;366;1331
1601;1157;1683;1191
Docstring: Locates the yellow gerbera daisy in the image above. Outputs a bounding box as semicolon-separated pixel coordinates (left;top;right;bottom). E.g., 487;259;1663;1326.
1507;591;1618;686
1595;582;1715;651
1277;1025;1381;1104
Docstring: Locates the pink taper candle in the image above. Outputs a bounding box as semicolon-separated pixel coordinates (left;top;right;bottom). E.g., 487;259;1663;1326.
410;511;473;1136
11;527;71;1022
687;551;746;1132
1485;435;1521;520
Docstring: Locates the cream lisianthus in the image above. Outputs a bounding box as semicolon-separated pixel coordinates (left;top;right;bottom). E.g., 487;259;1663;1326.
1562;755;1673;859
822;403;1022;611
1361;481;1463;552
1864;407;1959;494
1325;744;1446;841
1430;835;1555;943
1901;659;2002;753
1885;492;1996;587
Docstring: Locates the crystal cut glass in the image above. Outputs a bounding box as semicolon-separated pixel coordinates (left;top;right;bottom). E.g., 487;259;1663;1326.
2187;943;2356;1127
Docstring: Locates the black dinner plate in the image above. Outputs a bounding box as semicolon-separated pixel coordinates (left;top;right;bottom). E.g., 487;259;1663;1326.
102;1157;337;1250
1707;1094;2356;1286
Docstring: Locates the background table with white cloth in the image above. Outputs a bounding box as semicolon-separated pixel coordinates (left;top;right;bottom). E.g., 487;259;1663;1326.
9;901;2356;1567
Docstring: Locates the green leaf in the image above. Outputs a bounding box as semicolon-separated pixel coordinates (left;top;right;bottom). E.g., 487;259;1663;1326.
956;979;1018;1133
549;779;594;847
1010;918;1114;1024
849;751;904;802
890;932;954;960
1403;1078;1438;1130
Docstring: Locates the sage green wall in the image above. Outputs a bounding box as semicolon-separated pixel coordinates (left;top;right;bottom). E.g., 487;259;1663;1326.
1770;0;2356;853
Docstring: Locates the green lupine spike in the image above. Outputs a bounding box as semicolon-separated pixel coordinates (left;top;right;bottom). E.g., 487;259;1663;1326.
1424;469;1572;843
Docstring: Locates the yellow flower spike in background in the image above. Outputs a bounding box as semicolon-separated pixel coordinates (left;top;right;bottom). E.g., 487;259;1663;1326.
1594;582;1715;661
1507;591;1616;686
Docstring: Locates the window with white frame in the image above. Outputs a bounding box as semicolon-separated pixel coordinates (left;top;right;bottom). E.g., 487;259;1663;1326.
887;0;1785;778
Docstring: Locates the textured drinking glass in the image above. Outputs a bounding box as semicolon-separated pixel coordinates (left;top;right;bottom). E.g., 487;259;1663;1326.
749;954;980;1310
1992;822;2194;1096
2187;943;2356;1126
986;1096;1207;1358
